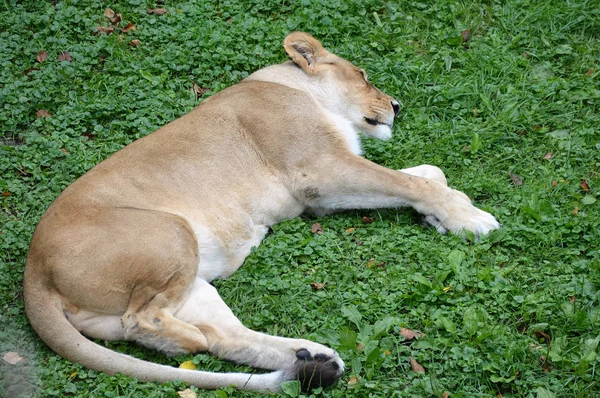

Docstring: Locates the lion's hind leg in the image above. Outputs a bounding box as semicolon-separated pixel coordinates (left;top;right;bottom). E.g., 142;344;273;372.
175;278;344;391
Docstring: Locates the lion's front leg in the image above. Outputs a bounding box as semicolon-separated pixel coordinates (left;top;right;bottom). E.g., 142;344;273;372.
175;278;344;391
398;164;491;234
295;154;499;236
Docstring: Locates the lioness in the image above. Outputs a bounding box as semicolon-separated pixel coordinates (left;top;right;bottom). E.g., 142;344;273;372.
24;32;499;392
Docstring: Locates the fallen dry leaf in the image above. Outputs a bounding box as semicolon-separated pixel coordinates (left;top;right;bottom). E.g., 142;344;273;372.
111;13;122;24
552;180;558;187
36;50;48;63
409;356;425;373
585;68;594;77
580;179;591;192
569;295;575;303
36;110;51;118
399;328;425;341
509;172;522;186
310;282;326;290
147;8;169;15
177;388;197;398
23;67;39;76
96;26;114;35
129;39;141;47
442;393;449;398
178;360;197;370
58;51;72;62
572;206;579;216
534;330;551;344
311;223;323;235
2;191;10;197
61;148;67;154
361;216;374;224
193;83;209;97
543;152;553;160
121;23;136;33
461;29;471;42
104;8;115;19
3;352;26;365
345;227;355;233
355;343;365;351
347;375;360;385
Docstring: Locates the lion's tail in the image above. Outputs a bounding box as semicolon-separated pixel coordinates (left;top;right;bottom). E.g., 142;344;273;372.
23;273;284;392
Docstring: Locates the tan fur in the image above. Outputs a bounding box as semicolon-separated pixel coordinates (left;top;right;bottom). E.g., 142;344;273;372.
24;32;499;392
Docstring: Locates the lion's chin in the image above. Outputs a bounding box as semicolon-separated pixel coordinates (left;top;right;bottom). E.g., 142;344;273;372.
363;124;393;140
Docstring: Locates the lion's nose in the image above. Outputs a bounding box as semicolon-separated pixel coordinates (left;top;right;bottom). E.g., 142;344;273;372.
391;100;400;117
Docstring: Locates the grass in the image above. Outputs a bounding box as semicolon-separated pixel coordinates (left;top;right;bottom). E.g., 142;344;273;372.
1;0;599;397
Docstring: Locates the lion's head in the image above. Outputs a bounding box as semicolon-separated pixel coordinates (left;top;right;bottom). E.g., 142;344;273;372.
247;32;399;141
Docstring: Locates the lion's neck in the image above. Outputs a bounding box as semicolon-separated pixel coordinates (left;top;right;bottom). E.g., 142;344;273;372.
245;63;362;155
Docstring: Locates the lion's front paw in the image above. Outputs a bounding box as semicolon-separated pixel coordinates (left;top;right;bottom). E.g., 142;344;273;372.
427;189;500;237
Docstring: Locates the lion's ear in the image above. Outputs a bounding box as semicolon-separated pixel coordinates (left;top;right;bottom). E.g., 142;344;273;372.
283;32;327;73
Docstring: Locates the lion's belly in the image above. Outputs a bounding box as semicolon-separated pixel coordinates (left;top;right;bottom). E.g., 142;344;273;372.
184;184;305;281
191;222;269;281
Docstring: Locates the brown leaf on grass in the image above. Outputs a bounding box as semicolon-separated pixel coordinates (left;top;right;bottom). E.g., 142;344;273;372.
355;343;365;351
310;282;327;290
347;376;360;385
129;39;141;47
509;172;522;186
3;352;26;365
96;26;115;35
345;227;355;233
193;83;209;97
543;152;553;160
58;51;72;62
580;179;591;192
36;110;51;118
361;216;374;224
36;50;48;63
399;328;425;341
534;330;551;344
104;8;115;19
311;223;323;235
461;29;471;42
409;356;425;373
572;206;579;216
121;23;136;33
552;180;558;187
569;295;575;303
442;393;449;398
177;388;197;398
23;67;39;76
110;13;122;24
2;191;10;197
585;68;594;77
147;8;169;15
